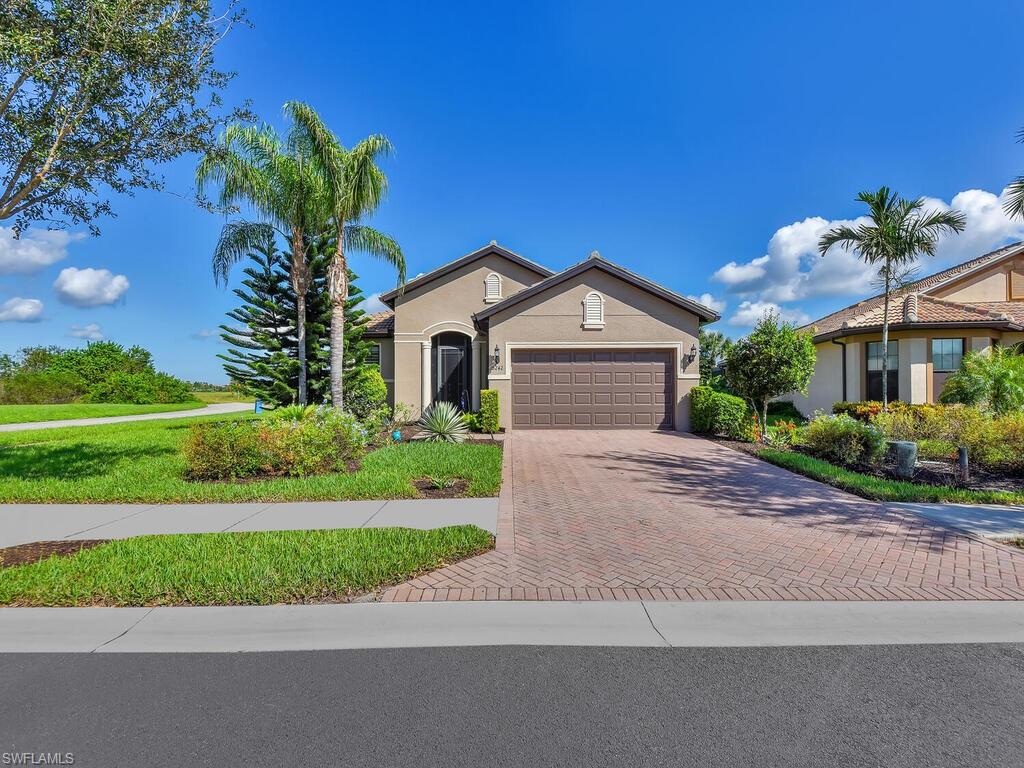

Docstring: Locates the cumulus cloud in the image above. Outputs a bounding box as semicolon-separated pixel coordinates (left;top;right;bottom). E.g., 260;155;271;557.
69;323;103;340
53;267;129;307
359;292;389;314
0;297;44;322
192;329;217;339
685;292;726;314
0;227;84;274
713;187;1024;327
729;301;810;327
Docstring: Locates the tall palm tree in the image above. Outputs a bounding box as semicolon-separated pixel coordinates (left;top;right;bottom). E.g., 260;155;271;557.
1004;127;1024;220
819;187;966;408
197;123;327;404
284;102;405;408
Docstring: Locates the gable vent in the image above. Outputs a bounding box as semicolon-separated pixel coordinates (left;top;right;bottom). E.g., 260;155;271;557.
582;291;605;329
484;272;502;303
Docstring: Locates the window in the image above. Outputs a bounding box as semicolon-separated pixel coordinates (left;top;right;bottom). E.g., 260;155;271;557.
367;343;381;366
582;291;604;329
866;341;899;401
484;272;502;303
931;338;964;372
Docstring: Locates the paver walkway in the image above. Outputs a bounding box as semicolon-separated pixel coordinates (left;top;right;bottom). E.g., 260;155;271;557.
383;431;1024;601
0;401;251;432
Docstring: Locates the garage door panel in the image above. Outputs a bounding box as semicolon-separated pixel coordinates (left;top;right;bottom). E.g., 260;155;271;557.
511;348;673;429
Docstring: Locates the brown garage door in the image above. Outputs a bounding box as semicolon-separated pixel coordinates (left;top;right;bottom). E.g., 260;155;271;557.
511;349;674;429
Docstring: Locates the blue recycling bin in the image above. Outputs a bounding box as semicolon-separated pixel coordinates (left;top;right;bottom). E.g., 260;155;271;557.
254;399;263;414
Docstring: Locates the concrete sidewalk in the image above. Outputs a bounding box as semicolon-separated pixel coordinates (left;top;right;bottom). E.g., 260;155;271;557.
888;501;1024;539
0;498;499;548
0;401;252;432
2;601;1024;652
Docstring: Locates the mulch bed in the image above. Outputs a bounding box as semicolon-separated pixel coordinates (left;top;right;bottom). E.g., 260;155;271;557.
0;539;109;569
412;478;470;499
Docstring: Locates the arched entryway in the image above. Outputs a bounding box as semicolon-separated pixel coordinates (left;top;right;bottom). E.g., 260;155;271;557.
432;332;472;410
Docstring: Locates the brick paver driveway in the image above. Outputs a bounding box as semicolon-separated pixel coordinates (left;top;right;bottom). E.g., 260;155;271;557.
383;431;1024;601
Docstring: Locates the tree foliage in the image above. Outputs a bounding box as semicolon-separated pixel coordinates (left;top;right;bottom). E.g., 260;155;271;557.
0;0;249;233
724;312;816;441
698;329;732;388
939;345;1024;416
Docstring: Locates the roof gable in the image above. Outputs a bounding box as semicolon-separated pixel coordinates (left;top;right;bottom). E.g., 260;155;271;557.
378;241;552;305
474;254;721;326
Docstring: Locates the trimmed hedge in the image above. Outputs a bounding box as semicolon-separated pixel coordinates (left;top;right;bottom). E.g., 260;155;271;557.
692;385;750;440
479;389;499;433
799;413;887;467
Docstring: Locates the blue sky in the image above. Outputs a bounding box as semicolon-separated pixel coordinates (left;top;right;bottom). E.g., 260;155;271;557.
4;0;1024;382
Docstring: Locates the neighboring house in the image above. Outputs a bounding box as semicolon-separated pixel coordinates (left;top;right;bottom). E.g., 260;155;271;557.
793;242;1024;415
363;241;719;430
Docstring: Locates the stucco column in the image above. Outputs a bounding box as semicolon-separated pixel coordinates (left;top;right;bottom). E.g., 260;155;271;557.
906;338;928;404
845;342;862;402
420;341;432;414
471;340;482;411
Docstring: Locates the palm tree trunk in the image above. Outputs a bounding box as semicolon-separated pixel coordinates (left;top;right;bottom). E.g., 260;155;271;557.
292;228;308;406
296;290;307;405
329;223;347;408
881;267;891;411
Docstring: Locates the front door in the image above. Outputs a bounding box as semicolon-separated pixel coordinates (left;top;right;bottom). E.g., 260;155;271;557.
433;333;471;410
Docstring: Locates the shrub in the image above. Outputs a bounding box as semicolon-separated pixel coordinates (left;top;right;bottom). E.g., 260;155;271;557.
463;412;482;432
691;385;751;440
183;410;367;481
82;371;197;404
0;370;86;404
939;345;1024;415
414;402;469;443
765;420;798;448
799;413;887;466
344;366;388;421
767;401;804;422
967;413;1024;472
479;389;499;433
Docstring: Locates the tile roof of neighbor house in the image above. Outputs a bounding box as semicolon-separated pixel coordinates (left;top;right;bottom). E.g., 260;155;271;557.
803;242;1024;340
363;311;394;337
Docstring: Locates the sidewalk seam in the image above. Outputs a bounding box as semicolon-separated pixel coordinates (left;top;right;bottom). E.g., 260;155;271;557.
62;504;161;540
90;608;155;653
359;501;391;527
220;503;276;532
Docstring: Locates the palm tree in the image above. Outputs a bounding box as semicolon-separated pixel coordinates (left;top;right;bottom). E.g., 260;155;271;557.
1004;127;1024;219
197;123;327;404
819;187;966;408
284;102;405;408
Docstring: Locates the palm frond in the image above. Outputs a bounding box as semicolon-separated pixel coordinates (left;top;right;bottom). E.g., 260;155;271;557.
212;221;276;286
344;224;406;285
1004;178;1024;220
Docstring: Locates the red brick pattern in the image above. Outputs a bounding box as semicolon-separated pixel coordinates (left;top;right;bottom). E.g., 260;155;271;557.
382;431;1024;602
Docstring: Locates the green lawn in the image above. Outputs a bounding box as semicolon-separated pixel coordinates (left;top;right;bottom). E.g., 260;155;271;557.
192;391;255;404
0;402;204;425
0;413;503;502
0;526;493;606
758;448;1024;505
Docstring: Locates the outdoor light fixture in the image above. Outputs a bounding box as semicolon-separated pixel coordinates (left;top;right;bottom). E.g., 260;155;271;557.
493;345;500;365
688;344;697;363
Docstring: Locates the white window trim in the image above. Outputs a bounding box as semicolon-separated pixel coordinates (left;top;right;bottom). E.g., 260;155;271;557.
483;272;503;303
582;291;605;329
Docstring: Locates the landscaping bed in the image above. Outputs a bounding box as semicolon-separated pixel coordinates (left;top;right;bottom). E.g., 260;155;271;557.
0;526;494;606
0;539;109;568
0;414;503;503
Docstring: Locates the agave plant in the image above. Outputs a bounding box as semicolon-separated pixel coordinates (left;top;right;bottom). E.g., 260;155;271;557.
414;402;469;443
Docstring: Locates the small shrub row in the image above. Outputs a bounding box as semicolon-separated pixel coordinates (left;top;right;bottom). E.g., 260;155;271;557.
692;385;753;440
798;414;887;467
183;408;367;480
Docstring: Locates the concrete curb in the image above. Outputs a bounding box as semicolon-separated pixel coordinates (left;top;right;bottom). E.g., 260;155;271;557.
3;601;1024;653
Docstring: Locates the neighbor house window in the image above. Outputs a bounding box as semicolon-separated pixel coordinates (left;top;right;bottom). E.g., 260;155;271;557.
931;338;964;372
866;341;899;401
367;343;381;366
484;272;503;303
582;291;605;329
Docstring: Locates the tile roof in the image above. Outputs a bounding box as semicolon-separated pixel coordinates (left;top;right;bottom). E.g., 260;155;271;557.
363;310;394;337
803;242;1024;339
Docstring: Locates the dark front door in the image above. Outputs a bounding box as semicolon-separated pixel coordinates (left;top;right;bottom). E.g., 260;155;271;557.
432;333;471;410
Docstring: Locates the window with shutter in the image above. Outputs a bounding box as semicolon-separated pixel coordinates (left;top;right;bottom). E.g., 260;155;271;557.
582;292;604;329
484;272;502;303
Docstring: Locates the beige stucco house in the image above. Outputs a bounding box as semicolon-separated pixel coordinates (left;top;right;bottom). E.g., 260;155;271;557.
793;242;1024;415
363;241;719;430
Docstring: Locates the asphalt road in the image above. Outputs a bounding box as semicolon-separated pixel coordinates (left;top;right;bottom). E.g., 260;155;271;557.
3;644;1024;767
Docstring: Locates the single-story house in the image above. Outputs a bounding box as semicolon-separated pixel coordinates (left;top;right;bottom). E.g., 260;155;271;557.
793;242;1024;415
363;241;719;430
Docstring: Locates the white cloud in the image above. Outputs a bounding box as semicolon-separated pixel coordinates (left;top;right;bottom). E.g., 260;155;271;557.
192;329;217;340
685;292;726;314
729;300;810;327
53;267;129;307
712;187;1024;326
0;297;44;322
0;227;84;274
359;292;389;314
69;323;103;340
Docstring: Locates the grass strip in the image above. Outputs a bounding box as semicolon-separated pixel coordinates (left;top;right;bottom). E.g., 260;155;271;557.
0;526;493;606
758;448;1024;505
0;402;204;425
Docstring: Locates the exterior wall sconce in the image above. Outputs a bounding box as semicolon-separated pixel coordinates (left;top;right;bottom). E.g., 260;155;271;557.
493;345;501;366
687;344;697;363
